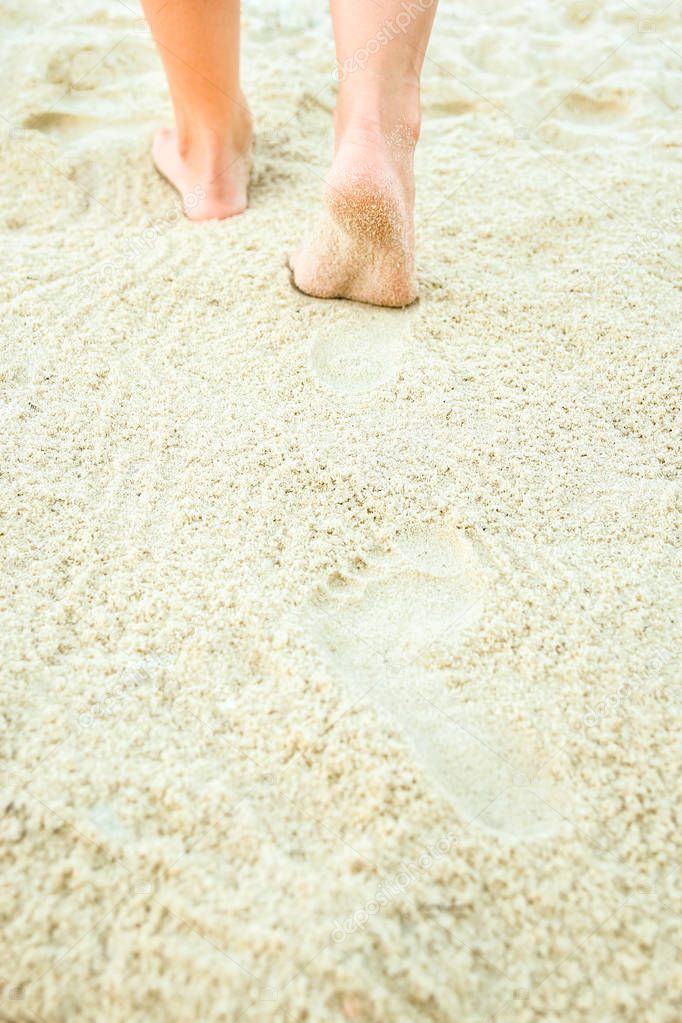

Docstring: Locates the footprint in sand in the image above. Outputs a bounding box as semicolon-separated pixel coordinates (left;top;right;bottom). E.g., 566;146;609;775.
23;111;104;140
309;304;414;395
308;525;571;840
564;86;629;120
23;108;138;144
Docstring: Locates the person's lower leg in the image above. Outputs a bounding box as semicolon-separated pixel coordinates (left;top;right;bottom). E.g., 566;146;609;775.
291;0;438;307
141;0;251;219
332;0;436;145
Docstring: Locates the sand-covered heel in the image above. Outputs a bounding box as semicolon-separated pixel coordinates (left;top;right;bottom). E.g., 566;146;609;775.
291;160;418;307
325;179;404;250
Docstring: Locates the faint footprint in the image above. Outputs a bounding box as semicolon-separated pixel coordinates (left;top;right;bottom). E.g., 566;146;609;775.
45;36;158;90
23;109;137;143
23;111;97;139
309;304;414;395
308;524;571;839
564;86;629;119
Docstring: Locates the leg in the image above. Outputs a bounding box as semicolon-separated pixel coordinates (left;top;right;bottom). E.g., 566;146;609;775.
141;0;252;220
291;0;438;307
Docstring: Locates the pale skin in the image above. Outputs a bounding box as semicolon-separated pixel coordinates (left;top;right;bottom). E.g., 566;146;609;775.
141;0;438;307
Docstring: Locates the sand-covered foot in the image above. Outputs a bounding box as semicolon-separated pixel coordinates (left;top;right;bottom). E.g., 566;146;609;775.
291;129;418;308
153;109;252;221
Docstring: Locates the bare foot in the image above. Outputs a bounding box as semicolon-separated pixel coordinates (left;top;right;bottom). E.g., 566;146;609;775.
152;105;252;221
290;123;418;308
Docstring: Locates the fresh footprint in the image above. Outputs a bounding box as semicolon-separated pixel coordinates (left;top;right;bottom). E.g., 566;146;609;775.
309;525;570;839
310;304;413;395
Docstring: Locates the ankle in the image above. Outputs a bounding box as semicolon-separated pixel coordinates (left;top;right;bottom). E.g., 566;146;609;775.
176;105;252;167
335;81;421;150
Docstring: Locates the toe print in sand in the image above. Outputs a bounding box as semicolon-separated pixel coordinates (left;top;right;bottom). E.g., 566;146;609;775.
309;524;571;840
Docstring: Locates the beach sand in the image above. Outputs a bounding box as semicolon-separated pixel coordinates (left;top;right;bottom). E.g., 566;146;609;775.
1;0;681;1020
